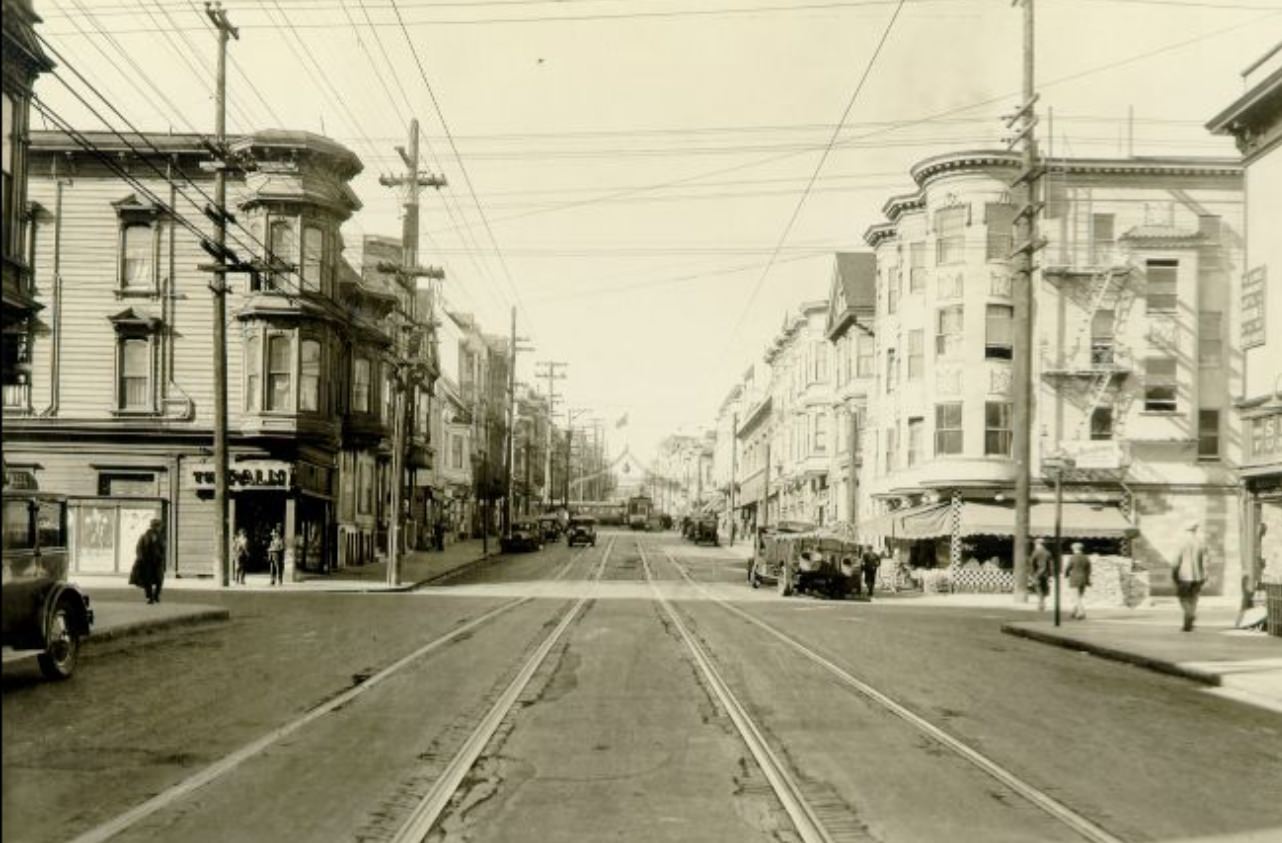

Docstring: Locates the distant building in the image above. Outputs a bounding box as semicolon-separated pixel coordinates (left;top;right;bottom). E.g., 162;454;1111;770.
858;150;1244;594
823;252;877;531
1208;42;1282;584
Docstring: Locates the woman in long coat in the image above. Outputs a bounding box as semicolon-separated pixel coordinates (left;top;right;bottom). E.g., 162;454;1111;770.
129;519;166;604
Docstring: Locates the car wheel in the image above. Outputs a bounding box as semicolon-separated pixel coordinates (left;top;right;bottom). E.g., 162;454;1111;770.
777;566;794;597
37;606;80;681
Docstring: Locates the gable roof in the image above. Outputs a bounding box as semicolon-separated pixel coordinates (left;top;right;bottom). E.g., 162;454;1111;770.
825;252;875;340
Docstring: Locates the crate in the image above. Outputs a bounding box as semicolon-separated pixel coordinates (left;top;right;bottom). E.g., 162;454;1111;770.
1266;583;1282;638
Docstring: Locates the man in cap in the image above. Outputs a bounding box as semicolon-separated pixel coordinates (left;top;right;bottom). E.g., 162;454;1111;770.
1173;522;1208;632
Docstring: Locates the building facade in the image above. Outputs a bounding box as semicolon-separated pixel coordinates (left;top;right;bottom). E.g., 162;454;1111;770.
858;150;1244;594
1208;44;1282;587
823;252;877;532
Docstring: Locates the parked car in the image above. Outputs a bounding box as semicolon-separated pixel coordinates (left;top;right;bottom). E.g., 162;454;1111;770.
500;520;543;553
692;516;719;546
2;480;94;679
749;522;858;599
566;516;597;547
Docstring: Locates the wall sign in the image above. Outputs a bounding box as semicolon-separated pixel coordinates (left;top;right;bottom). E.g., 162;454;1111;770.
190;460;293;490
1242;265;1267;350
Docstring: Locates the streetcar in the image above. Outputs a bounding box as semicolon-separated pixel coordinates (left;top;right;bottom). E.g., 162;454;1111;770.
626;495;653;531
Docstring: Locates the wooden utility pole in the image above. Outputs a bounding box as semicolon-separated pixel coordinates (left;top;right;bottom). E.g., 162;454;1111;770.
1007;0;1044;602
502;309;532;534
848;409;860;540
535;361;566;506
763;440;772;531
729;411;738;544
378;119;446;586
205;2;237;589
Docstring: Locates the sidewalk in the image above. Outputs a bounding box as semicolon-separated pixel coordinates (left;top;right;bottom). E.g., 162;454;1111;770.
67;538;494;594
1003;602;1282;713
2;599;229;666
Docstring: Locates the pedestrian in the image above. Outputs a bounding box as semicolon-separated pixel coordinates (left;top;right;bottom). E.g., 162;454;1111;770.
1065;542;1092;620
1029;537;1053;612
128;518;166;604
1173;522;1208;632
268;525;284;586
861;546;880;600
232;528;249;585
434;517;446;552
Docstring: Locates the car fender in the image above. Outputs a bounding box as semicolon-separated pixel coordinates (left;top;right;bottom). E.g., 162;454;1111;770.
41;583;93;640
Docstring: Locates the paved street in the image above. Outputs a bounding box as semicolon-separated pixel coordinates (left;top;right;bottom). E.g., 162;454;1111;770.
5;530;1280;843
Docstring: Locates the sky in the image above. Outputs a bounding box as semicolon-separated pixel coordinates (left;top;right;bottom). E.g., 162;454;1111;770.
32;0;1282;464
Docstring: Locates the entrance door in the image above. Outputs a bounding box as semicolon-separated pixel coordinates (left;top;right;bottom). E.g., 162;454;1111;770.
234;492;285;574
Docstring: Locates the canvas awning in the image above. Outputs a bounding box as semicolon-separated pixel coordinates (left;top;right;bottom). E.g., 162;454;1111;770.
958;501;1135;539
858;502;950;540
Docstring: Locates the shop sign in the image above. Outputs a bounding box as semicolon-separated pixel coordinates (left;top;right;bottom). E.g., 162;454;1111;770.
1059;440;1126;471
1249;413;1282;462
1242;265;1267;349
190;460;293;490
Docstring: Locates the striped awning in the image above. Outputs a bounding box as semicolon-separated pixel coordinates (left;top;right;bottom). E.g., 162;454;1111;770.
860;501;1135;541
858;502;950;541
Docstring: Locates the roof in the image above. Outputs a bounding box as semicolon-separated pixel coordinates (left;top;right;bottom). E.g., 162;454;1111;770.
826;252;875;340
1206;62;1282;147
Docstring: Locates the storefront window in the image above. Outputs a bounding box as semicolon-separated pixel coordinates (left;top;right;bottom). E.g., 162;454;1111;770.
267;334;293;411
300;339;320;412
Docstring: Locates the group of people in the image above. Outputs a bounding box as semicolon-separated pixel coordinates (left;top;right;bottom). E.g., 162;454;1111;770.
231;527;286;585
128;521;288;603
1028;537;1094;619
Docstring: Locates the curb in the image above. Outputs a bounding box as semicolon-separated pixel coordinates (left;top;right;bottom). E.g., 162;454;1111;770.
87;606;232;648
311;552;495;593
1000;622;1223;687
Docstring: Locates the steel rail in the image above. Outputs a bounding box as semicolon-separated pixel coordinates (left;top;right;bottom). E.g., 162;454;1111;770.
389;536;615;843
659;548;1126;843
69;542;602;843
636;539;835;843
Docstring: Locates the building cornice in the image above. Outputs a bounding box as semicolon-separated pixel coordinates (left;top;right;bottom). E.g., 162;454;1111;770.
881;191;925;222
862;221;896;248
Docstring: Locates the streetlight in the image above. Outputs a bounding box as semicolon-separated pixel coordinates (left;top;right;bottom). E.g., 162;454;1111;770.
1041;454;1076;627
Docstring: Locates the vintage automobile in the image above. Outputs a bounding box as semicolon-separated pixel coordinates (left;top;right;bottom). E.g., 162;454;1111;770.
749;522;858;599
566;516;597;547
500;520;544;553
692;516;719;547
2;481;94;679
537;515;562;543
680;517;695;540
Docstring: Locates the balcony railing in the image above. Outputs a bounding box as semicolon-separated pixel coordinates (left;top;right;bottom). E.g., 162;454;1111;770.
2;382;31;411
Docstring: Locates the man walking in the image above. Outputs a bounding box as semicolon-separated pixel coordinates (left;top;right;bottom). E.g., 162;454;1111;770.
128;518;166;604
1064;542;1092;620
1030;537;1053;612
861;546;880;601
1173;522;1208;632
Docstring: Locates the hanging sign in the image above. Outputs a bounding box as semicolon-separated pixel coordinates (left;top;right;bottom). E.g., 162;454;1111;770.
1242;265;1267;349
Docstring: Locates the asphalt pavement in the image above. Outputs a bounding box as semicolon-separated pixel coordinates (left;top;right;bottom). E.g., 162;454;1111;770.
3;530;1279;843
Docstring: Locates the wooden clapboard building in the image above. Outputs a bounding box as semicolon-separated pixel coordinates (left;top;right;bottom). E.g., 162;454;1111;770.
2;128;389;580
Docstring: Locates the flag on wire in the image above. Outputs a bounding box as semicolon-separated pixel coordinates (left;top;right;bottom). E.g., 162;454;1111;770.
615;413;628;429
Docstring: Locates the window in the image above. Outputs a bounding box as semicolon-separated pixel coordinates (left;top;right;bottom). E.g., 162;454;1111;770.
300;339;321;412
1198;409;1220;458
98;472;157;497
301;226;324;292
120;223;153;291
119;338;151;410
935;206;967;265
907;329;924;380
885;347;898;393
935;402;963;455
907;417;924;467
1144;357;1178;412
985;304;1014;360
985;402;1013;456
856;333;875;377
813;414;827;453
936;305;964;357
268;219;296;290
887;268;899;314
266;334;293;411
244;334;260;412
1145;260;1178;313
884;425;897;472
1091;310;1115;365
382;372;394;424
1091;213;1115;264
1199;311;1222;368
451;434;465;469
909;242;926;291
357;459;373;515
2;92;14;258
1090;406;1114;441
985;203;1015;261
353;357;371;413
812;342;829;383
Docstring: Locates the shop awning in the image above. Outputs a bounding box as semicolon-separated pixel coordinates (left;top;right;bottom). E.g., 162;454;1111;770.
858;502;950;540
958;501;1135;539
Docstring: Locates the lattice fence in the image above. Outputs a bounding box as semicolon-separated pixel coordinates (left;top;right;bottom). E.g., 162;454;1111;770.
948;559;1015;593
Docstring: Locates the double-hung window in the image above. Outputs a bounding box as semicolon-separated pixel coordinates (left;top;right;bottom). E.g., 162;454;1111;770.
856;333;875;377
1092;214;1115;265
1145;260;1178;314
887;267;899;315
985;203;1015;262
301;226;324;292
1144;357;1178;412
266;334;294;412
985;304;1014;360
1090;406;1114;441
244;334;261;412
1091;310;1115;365
936;305;964;357
907;418;923;467
353;357;371;413
268;219;296;291
1199;312;1222;368
935;402;963;455
120;223;154;291
907;330;924;380
909;242;926;292
935;206;967;265
299;339;321;412
1198;409;1221;458
885;347;898;393
984;401;1013;456
119;338;151;411
884;425;897;473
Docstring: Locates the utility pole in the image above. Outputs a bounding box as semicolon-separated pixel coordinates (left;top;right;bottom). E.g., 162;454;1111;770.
205;2;237;589
503;309;533;535
378;118;446;586
534;361;566;506
763;440;771;531
729;411;738;544
1006;0;1044;603
848;409;860;539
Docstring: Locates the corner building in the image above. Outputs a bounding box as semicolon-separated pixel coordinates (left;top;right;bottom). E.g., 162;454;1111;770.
860;150;1244;595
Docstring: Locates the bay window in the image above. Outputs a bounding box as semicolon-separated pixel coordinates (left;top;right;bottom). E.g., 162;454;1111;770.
935;402;963;455
266;334;293;411
985;401;1013;456
302;225;324;292
985;304;1014;360
268;219;296;290
353;357;371;413
935;205;967;265
936;305;964;357
985;203;1015;261
300;339;321;412
244;334;260;412
907;330;923;380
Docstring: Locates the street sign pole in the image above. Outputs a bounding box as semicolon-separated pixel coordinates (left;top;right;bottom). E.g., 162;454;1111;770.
1054;462;1063;628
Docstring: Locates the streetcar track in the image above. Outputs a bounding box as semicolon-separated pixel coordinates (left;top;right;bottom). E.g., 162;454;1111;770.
658;545;1127;843
636;539;836;843
388;536;615;843
67;543;603;843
